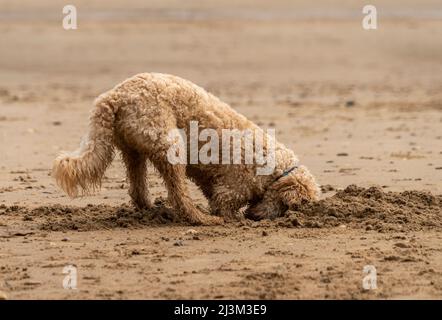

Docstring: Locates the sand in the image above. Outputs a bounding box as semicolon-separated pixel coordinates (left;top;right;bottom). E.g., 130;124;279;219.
0;0;441;299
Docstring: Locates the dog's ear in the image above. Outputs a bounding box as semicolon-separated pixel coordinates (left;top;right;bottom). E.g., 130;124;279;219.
273;166;320;208
245;166;320;220
244;191;286;221
245;198;286;221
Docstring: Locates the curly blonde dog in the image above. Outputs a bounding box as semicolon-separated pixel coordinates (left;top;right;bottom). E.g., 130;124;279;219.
52;73;320;225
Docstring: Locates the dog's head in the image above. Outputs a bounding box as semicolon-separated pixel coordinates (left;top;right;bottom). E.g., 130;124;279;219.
245;165;320;220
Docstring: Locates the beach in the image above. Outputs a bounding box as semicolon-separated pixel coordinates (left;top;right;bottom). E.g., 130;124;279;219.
0;0;441;299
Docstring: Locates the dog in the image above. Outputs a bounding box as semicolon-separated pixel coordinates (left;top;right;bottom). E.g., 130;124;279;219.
52;73;320;225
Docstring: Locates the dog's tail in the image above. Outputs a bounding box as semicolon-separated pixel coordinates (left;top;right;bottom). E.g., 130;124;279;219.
52;96;116;198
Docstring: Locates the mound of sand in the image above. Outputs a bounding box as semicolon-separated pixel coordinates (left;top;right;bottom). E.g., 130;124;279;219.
0;198;181;231
1;185;440;232
281;185;442;232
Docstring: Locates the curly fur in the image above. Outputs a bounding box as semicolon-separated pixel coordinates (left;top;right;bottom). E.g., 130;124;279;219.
245;165;320;221
52;73;320;225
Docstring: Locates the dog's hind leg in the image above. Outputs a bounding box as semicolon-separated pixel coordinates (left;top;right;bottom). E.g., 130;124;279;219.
209;184;248;221
206;170;253;220
186;166;214;199
119;145;152;210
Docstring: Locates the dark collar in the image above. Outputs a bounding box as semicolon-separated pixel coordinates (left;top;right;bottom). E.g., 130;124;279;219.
275;165;298;181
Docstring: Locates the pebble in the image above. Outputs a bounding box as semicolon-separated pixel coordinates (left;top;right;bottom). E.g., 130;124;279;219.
0;291;7;300
345;100;355;107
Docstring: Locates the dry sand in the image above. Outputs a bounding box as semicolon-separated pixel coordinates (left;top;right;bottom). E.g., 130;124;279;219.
0;0;441;299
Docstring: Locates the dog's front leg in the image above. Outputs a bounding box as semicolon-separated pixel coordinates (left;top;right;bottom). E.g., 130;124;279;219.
155;161;223;225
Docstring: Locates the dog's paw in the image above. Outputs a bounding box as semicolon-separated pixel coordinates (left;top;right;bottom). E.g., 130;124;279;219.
203;215;224;225
192;214;224;226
